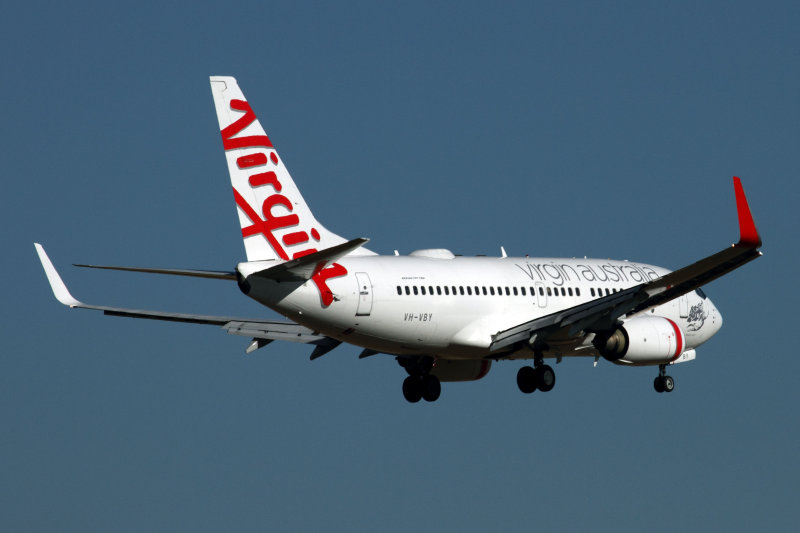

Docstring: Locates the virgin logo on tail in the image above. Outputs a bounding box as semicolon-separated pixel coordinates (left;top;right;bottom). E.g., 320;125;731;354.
222;99;347;307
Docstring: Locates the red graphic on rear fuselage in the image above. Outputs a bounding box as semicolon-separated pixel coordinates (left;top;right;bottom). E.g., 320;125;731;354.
221;99;346;307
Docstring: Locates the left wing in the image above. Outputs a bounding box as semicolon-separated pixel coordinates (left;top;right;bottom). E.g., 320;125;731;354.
490;177;762;352
34;243;336;356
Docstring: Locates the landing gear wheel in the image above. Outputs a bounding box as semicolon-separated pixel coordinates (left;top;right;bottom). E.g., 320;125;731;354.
535;365;556;392
517;366;537;394
402;376;422;403
654;375;675;393
421;375;441;402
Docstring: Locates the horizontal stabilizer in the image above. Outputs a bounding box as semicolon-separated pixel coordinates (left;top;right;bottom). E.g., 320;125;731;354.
74;264;236;280
244;237;369;281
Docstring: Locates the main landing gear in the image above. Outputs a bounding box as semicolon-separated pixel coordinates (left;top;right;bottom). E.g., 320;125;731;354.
654;364;675;393
402;375;441;403
398;356;441;403
516;357;556;394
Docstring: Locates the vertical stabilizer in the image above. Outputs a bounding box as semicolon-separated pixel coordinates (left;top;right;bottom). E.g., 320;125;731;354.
209;76;370;261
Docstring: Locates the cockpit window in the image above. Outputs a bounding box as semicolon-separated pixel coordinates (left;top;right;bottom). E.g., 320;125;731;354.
695;288;707;299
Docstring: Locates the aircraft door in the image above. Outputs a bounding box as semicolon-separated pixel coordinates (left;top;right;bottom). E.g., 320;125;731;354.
355;272;373;316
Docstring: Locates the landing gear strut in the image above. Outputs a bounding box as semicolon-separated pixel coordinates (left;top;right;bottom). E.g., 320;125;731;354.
517;354;556;394
653;364;675;393
398;357;441;403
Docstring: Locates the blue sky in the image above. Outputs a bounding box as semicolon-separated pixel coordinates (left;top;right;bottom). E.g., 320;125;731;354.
2;1;798;531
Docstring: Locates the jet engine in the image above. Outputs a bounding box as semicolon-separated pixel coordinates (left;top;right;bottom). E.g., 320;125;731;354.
430;359;492;382
593;316;685;365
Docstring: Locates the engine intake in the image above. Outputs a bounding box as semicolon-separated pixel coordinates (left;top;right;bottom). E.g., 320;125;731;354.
594;316;685;365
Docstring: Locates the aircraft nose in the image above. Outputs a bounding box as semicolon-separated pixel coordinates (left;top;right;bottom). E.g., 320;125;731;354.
710;298;723;334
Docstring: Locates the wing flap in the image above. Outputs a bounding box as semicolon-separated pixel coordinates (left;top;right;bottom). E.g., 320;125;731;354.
223;320;325;343
490;286;644;352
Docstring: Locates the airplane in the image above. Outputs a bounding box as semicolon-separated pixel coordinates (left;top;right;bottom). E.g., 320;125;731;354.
35;76;763;403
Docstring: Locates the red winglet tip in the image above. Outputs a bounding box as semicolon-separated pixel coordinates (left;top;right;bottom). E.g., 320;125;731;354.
733;176;762;248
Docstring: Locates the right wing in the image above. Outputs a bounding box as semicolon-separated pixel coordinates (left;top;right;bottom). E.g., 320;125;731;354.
490;177;763;352
34;243;337;357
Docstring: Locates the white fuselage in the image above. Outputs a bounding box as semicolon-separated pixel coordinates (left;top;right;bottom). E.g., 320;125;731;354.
239;252;722;363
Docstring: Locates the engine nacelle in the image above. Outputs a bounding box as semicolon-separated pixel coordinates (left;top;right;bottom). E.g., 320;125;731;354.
594;316;685;365
430;359;492;382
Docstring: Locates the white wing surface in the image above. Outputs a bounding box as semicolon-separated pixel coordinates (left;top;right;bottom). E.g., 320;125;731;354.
34;244;332;352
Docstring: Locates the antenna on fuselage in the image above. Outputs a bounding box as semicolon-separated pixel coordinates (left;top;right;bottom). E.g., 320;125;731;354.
500;246;507;258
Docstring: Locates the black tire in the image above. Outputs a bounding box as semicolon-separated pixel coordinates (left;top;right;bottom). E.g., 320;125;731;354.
517;366;537;394
402;376;422;403
654;376;665;393
663;375;675;393
536;365;556;392
421;375;441;402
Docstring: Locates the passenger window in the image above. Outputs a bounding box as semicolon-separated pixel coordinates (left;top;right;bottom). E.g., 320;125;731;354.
568;288;573;296
539;287;544;296
474;286;480;295
490;287;495;295
467;287;472;295
437;286;442;295
590;288;595;297
513;287;518;296
482;287;487;295
421;286;426;295
605;288;610;295
397;286;402;295
505;287;510;296
413;286;418;295
444;286;450;295
521;287;526;296
459;286;465;295
547;287;553;296
405;286;410;295
576;288;580;297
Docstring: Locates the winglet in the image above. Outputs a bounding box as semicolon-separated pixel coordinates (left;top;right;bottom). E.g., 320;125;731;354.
34;243;83;307
733;177;762;248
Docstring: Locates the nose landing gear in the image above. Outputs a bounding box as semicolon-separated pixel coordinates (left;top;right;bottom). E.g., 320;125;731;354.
654;364;675;393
